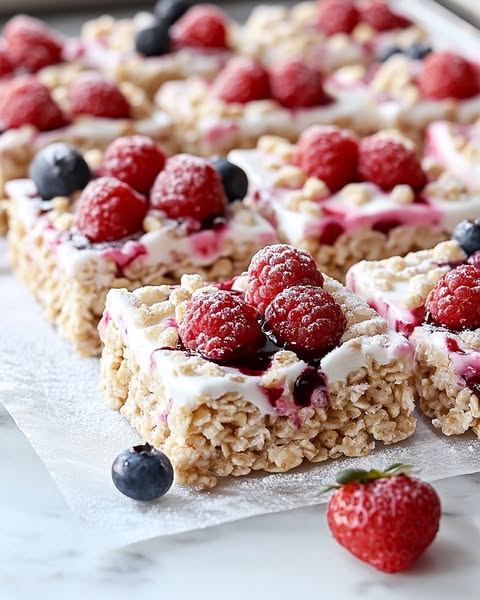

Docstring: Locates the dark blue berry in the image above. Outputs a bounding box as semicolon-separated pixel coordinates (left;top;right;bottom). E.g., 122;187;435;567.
154;0;192;26
377;46;403;63
452;218;480;256
405;42;432;60
212;158;249;203
135;22;171;56
112;443;174;501
29;143;91;200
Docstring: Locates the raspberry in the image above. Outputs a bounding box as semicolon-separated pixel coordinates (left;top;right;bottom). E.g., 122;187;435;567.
0;48;13;77
264;285;346;357
246;244;324;314
3;15;63;72
69;74;131;119
178;290;264;361
417;51;479;101
358;135;426;190
269;59;330;109
426;265;480;331
316;0;360;36
77;176;148;242
0;75;66;131
150;154;226;222
171;5;227;49
211;57;271;104
359;0;411;31
101;136;166;195
293;125;359;192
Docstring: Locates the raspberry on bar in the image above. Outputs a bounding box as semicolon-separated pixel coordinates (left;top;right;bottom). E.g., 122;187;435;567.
0;70;175;234
236;0;424;72
74;3;233;98
346;226;480;437
155;56;381;157
228;125;480;281
7;140;277;356
99;245;416;488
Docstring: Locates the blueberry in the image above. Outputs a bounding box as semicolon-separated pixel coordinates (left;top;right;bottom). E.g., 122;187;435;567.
405;42;432;60
135;22;171;57
154;0;192;26
452;219;480;256
112;443;174;501
212;158;249;203
29;143;91;200
377;46;403;63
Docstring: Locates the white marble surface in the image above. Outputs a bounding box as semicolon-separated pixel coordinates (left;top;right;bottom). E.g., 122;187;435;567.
1;400;480;600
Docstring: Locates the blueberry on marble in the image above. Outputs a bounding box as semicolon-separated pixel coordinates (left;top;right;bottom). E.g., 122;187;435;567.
377;46;403;63
29;143;91;200
135;22;171;56
112;443;174;501
212;158;249;203
405;42;432;60
453;219;480;256
154;0;192;26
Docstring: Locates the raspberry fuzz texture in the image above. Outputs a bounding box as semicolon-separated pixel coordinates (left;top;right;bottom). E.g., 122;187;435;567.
246;244;324;314
269;58;330;109
417;51;479;100
212;57;271;104
101;136;166;195
69;74;131;119
358;135;426;190
426;264;480;331
264;285;346;356
179;290;264;361
171;5;228;49
77;176;148;242
294;125;359;192
150;154;226;221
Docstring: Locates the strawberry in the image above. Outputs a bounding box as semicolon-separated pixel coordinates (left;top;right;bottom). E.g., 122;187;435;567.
326;464;441;573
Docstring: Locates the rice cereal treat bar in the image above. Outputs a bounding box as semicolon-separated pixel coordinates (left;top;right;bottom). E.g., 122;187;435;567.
335;50;480;140
229;125;480;281
347;226;480;437
99;244;416;488
236;0;426;72
155;56;381;157
0;68;175;234
75;3;234;99
7;138;276;356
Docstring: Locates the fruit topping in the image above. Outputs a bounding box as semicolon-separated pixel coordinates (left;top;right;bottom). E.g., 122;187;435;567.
452;218;480;256
264;285;346;357
29;143;91;200
417;51;479;100
112;443;174;501
212;56;271;104
246;244;324;314
358;135;426;190
101;135;166;195
150;154;226;222
4;15;63;72
269;58;330;109
77;176;148;242
69;74;131;119
154;0;192;26
359;0;411;31
316;0;359;36
179;290;265;361
0;75;66;131
171;5;228;49
0;47;13;77
293;125;359;192
134;21;171;56
326;464;441;573
211;158;249;202
426;264;480;331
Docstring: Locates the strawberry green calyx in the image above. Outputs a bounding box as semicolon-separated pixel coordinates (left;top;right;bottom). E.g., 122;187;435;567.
324;463;413;492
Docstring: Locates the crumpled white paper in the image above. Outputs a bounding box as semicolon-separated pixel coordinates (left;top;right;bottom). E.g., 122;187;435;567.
1;239;480;548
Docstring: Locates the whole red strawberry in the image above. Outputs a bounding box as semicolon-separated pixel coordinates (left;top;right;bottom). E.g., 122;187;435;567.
327;465;441;573
4;15;63;72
